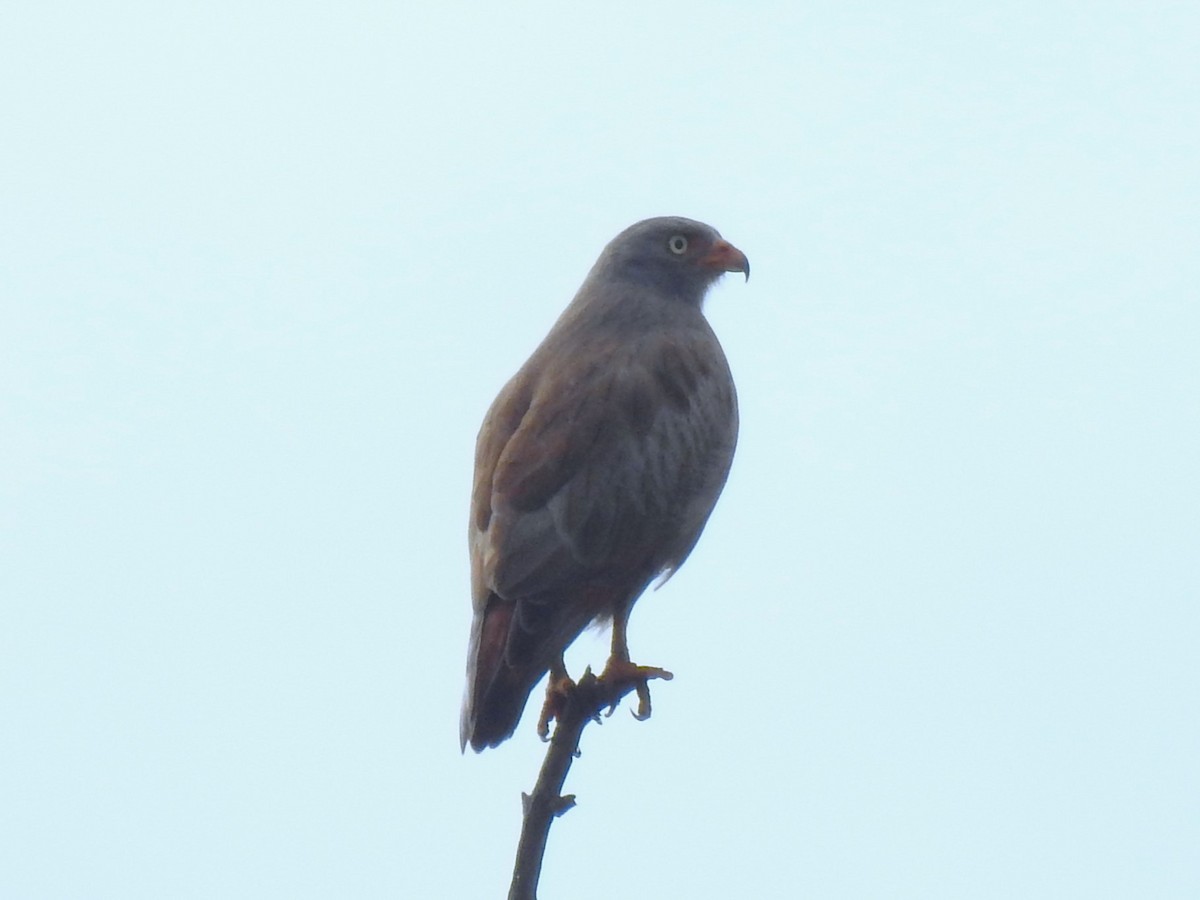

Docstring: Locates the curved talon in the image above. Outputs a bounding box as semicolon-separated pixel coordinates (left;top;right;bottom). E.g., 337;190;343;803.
632;682;653;721
536;654;675;739
593;657;674;722
536;663;577;740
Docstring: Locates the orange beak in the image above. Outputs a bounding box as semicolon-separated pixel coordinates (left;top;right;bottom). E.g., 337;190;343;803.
700;239;750;281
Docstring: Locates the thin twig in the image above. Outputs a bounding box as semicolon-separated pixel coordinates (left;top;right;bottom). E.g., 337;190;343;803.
507;669;667;900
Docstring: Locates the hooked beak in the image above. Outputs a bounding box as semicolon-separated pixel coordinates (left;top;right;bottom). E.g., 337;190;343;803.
700;239;750;281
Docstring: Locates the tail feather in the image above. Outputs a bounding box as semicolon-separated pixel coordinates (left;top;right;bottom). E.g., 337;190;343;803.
460;589;603;752
460;598;544;751
462;667;545;751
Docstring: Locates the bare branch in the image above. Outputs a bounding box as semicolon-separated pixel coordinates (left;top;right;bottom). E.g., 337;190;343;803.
507;668;670;900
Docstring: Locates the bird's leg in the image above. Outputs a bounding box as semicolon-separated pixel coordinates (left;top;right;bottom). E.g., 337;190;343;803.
598;609;673;720
536;656;575;741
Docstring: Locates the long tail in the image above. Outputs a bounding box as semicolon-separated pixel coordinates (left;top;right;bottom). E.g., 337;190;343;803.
460;590;601;752
461;667;545;752
460;597;549;752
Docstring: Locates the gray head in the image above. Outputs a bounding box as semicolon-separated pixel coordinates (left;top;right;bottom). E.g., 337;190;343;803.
591;216;750;304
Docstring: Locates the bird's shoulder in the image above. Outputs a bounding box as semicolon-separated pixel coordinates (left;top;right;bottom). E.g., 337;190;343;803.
476;323;732;520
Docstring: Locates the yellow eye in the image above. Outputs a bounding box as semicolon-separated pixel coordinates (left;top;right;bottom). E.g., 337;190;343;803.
667;235;688;255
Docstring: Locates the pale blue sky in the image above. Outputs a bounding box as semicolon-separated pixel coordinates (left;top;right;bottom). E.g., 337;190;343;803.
2;3;1197;898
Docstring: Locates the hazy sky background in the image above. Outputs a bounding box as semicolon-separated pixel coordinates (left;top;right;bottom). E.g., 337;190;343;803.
3;3;1197;898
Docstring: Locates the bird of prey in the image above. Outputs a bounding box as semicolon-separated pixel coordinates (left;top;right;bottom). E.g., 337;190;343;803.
460;216;748;752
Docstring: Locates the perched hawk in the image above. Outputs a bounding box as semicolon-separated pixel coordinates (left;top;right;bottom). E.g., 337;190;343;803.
461;217;748;752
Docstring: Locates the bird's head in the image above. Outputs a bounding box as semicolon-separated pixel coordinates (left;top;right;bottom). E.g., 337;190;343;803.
598;216;750;304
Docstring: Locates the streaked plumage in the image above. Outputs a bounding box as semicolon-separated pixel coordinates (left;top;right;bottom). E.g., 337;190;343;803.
461;217;748;752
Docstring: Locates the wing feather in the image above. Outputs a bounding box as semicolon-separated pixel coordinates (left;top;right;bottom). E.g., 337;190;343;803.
477;327;736;601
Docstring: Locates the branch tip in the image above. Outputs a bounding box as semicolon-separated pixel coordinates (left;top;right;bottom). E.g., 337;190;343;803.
507;664;671;900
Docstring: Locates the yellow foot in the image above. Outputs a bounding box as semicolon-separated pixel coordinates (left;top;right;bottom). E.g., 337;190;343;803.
597;656;674;721
536;667;577;741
